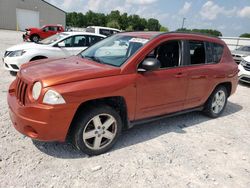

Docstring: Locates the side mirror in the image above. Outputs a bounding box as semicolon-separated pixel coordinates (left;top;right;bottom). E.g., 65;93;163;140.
57;42;65;47
138;58;161;72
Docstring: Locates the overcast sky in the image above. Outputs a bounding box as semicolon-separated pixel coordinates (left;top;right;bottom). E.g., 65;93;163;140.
47;0;250;37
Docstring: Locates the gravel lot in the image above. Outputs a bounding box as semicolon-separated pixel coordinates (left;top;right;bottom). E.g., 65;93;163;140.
0;29;250;188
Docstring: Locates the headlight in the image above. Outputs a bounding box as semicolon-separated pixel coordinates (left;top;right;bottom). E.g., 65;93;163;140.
9;50;26;57
32;82;42;100
43;90;66;105
240;60;248;66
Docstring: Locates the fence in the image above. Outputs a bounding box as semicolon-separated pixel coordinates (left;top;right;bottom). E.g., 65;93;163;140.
220;37;250;51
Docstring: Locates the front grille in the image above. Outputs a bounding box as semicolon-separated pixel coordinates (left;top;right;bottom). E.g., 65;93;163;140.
240;77;250;82
4;51;12;57
243;62;250;71
15;77;28;105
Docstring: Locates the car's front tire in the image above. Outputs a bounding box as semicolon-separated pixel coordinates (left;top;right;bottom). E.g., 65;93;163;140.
203;86;228;118
72;105;122;155
30;35;40;43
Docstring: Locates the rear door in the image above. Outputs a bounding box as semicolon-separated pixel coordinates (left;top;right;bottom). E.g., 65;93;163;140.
184;40;215;109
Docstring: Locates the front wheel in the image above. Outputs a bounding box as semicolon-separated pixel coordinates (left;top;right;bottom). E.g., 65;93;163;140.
72;105;122;155
203;86;228;118
30;35;40;43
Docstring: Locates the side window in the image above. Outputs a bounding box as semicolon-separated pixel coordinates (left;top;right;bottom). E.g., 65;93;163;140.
61;37;73;47
88;36;104;46
48;26;57;31
205;42;214;64
43;27;49;32
189;41;206;65
73;35;87;47
213;43;224;63
146;41;180;68
100;29;111;36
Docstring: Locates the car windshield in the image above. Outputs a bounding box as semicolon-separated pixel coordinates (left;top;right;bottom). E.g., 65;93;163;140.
80;35;149;67
39;33;69;45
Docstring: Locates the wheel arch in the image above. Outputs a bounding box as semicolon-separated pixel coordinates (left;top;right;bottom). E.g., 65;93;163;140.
66;96;129;141
30;55;48;62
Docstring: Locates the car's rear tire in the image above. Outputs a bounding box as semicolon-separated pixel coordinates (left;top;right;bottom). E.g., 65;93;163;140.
72;105;122;155
30;35;40;43
203;86;228;118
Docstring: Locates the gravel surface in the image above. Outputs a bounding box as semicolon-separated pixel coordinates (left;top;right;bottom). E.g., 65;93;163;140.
0;29;250;188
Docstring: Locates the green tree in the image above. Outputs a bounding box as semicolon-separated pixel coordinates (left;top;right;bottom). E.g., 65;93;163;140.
240;33;250;38
147;18;161;31
107;20;120;29
160;26;169;32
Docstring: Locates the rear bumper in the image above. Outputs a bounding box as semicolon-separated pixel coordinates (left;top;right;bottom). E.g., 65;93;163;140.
8;89;77;142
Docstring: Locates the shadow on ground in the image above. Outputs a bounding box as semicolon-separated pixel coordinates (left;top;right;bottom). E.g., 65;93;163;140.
33;101;242;158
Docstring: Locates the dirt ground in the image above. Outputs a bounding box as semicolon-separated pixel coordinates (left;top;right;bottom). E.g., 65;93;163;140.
0;29;249;188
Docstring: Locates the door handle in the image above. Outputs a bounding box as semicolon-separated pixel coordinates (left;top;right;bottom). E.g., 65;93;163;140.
175;72;186;78
191;75;207;79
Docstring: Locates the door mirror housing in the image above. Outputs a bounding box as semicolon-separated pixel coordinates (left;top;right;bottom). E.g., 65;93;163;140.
57;42;65;48
138;58;161;72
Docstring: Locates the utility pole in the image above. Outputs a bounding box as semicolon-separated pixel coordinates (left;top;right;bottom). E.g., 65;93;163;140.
181;17;186;29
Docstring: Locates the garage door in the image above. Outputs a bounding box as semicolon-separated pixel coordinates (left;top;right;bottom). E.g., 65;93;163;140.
16;8;39;31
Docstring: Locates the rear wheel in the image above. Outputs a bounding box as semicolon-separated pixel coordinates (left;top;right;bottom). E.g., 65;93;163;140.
203;86;228;118
72;105;122;155
30;35;40;43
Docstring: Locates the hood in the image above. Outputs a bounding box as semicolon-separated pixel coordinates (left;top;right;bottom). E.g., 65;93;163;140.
6;42;48;51
231;50;250;56
19;56;121;87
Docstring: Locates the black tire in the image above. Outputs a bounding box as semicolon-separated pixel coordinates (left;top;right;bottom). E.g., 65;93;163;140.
30;35;40;43
10;71;17;76
203;85;228;118
72;105;122;155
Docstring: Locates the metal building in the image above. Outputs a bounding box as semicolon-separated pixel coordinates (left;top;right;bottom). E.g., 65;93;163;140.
0;0;66;31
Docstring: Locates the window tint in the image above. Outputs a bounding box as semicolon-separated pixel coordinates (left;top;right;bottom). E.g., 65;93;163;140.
88;36;104;46
213;43;224;63
48;26;57;31
189;41;206;65
147;41;180;68
100;29;112;36
73;35;87;47
61;37;73;47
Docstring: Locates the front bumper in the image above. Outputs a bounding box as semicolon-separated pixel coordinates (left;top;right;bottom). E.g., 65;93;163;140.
3;56;30;72
8;88;77;142
238;64;250;83
23;34;29;41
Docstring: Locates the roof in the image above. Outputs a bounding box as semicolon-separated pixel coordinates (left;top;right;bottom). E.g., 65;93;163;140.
87;26;121;32
119;31;222;42
119;32;163;39
62;32;106;38
41;0;66;14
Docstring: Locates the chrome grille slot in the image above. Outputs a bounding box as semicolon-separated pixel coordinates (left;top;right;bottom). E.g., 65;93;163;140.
15;77;28;105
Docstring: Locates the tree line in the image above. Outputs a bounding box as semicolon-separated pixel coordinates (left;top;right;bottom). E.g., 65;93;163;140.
66;10;169;32
67;10;249;38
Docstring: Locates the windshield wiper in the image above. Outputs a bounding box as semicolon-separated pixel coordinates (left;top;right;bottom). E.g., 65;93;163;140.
82;55;103;64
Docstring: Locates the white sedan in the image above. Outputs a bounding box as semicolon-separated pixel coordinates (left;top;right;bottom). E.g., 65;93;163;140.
3;32;106;74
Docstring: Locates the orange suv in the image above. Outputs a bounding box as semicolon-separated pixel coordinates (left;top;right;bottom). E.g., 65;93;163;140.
8;32;238;155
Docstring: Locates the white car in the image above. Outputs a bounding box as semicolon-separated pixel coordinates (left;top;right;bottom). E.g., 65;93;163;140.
3;32;106;74
238;56;250;83
86;26;121;36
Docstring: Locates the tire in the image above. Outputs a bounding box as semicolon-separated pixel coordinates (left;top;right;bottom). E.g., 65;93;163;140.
10;71;17;76
30;35;40;43
203;86;228;118
72;105;122;155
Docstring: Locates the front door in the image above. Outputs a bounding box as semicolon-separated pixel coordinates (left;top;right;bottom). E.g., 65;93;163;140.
135;40;188;120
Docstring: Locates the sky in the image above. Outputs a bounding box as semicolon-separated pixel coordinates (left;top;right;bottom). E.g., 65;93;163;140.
46;0;250;37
